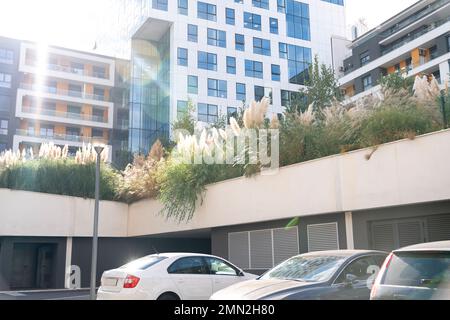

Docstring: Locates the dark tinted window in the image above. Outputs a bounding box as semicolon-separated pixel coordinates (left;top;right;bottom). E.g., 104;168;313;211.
335;255;386;283
168;257;209;274
205;257;238;276
383;252;450;288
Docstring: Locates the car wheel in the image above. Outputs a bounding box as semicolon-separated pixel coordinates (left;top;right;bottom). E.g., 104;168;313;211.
157;292;181;301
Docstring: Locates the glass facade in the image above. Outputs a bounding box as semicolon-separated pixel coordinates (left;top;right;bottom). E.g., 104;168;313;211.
129;35;170;154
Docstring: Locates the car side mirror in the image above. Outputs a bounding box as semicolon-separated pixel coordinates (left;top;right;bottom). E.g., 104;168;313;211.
344;274;358;287
238;270;245;277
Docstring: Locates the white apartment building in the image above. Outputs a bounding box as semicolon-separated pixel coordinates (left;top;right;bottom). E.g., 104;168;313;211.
107;0;347;154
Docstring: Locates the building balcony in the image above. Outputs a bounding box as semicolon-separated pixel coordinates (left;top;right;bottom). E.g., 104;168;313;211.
20;83;111;103
21;106;108;124
15;129;109;145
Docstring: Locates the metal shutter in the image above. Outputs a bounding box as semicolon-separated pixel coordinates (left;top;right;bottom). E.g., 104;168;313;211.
398;220;424;247
250;230;273;269
371;222;396;252
273;227;299;265
228;232;250;269
307;223;339;252
427;214;450;242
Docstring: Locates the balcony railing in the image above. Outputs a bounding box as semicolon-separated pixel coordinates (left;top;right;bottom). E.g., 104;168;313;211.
24;60;109;80
20;83;111;102
22;106;108;124
16;129;108;145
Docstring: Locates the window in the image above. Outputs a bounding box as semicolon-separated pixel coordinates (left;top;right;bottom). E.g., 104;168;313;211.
277;0;287;12
92;128;103;138
0;119;8;135
0;95;11;112
68;84;82;97
322;0;344;5
207;28;226;48
177;100;188;118
334;255;386;285
0;73;12;88
447;36;450;52
271;64;281;81
360;51;370;66
227;107;238;123
227;56;236;74
71;62;84;75
235;0;243;3
362;75;372;91
244;12;261;31
120;256;167;270
235;34;245;51
168;257;209;274
198;2;216;21
0;48;14;65
281;90;305;109
40;125;54;138
92;108;104;121
198;103;218;123
270;18;279;34
47;81;57;94
254;86;272;103
178;0;188;15
66;127;80;137
187;75;198;94
205;257;238;276
198;51;217;71
245;60;263;79
253;38;271;56
177;48;188;66
236;83;246;101
93;87;104;100
93;66;105;78
68;105;82;117
208;79;227;98
253;0;269;9
152;0;168;11
187;24;198;42
226;8;235;25
0;143;6;152
279;43;312;85
285;0;311;41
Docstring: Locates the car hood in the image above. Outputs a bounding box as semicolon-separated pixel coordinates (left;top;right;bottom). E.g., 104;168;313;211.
211;278;318;300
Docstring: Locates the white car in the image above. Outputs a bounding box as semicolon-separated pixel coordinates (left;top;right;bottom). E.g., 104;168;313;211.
97;253;257;300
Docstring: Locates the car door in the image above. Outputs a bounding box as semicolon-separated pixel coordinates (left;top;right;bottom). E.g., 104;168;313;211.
167;256;213;300
204;257;242;293
330;255;387;300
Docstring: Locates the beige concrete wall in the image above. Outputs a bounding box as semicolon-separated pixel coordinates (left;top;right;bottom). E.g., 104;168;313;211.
1;129;450;238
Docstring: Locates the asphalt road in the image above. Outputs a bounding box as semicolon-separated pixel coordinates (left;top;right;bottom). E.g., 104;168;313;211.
0;289;91;300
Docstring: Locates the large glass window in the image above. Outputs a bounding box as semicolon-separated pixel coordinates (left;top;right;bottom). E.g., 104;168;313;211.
227;56;236;74
235;34;245;51
270;18;279;34
0;48;14;65
362;75;373;91
271;64;281;81
245;60;263;79
177;100;188;119
279;43;312;85
178;0;188;15
152;0;168;11
226;8;235;25
244;12;261;31
188;24;198;42
236;83;246;101
285;0;311;41
253;38;271;56
254;86;272;102
281;90;305;109
360;51;371;66
188;75;198;94
198;2;217;21
198;51;217;71
177;48;188;66
207;28;226;48
198;103;218;123
208;79;227;98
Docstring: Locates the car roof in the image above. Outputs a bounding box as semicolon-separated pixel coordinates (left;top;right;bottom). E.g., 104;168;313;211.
299;250;388;257
394;241;450;252
143;252;215;258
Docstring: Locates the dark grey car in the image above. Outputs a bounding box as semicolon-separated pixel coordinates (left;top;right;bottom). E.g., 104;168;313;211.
371;241;450;300
210;250;388;300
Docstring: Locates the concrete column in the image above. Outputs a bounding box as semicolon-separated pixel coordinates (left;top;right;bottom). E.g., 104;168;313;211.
64;237;73;289
345;212;355;250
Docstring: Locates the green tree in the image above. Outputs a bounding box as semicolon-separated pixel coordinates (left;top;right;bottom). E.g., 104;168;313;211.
379;72;414;95
296;55;343;112
172;100;196;135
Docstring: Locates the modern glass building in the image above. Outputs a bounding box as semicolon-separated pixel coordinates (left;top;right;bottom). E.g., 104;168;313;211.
103;0;347;154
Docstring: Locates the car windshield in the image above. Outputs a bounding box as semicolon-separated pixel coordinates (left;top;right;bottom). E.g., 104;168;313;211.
383;252;450;289
260;255;348;282
119;256;167;270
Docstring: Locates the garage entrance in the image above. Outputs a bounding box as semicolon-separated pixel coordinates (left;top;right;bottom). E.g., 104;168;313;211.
10;243;56;290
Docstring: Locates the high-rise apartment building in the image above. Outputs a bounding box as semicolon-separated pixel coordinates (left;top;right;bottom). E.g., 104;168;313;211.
107;0;347;154
0;36;130;164
339;0;450;102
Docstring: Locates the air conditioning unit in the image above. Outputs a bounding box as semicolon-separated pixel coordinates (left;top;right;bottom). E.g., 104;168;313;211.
418;48;427;56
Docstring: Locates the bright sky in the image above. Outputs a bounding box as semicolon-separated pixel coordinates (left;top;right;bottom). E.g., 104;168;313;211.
0;0;419;57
